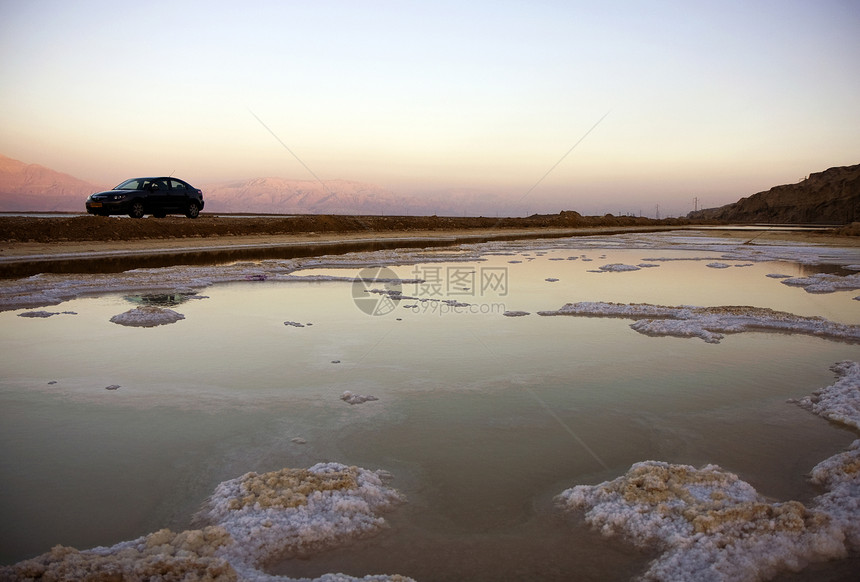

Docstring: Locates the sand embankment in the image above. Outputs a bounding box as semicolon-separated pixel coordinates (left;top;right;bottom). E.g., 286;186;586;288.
0;214;855;277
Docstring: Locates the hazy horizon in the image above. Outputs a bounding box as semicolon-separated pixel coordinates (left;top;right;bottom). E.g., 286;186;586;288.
1;1;858;217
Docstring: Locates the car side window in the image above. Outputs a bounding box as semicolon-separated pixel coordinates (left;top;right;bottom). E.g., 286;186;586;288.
169;179;187;193
145;179;167;192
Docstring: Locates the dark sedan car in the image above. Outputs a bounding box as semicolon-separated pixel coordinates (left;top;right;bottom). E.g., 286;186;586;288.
86;177;204;218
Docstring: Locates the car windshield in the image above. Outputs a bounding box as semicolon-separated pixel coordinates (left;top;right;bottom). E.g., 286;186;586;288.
115;179;146;190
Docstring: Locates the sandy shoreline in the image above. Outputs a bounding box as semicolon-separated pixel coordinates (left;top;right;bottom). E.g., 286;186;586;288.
0;226;663;257
0;226;678;278
689;227;860;247
0;222;857;278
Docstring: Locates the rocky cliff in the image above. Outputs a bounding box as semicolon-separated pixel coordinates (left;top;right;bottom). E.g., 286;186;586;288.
689;164;860;224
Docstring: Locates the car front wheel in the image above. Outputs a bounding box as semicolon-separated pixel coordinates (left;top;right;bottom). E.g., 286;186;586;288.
128;201;145;219
185;202;200;219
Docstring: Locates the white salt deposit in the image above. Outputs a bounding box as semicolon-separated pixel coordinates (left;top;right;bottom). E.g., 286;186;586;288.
642;256;725;262
809;439;860;551
538;302;860;344
1;463;410;582
0;251;435;313
109;306;185;327
17;310;77;317
556;460;847;582
341;391;379;405
503;310;530;317
557;361;860;580
197;463;404;579
598;263;641;272
2;231;857;313
791;362;860;551
792;361;860;431
780;272;860;294
0;527;237;581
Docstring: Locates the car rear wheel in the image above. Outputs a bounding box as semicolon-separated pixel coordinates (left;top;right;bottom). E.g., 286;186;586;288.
128;201;145;219
185;202;200;219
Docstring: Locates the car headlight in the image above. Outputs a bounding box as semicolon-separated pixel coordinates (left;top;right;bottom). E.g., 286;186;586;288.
110;194;127;200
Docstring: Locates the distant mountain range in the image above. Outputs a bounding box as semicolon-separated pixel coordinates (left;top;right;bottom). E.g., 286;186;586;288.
0;155;107;212
201;177;513;216
688;163;860;224
5;154;858;223
0;154;513;216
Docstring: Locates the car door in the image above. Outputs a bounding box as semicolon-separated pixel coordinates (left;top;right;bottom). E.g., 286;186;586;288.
142;178;169;208
167;179;190;211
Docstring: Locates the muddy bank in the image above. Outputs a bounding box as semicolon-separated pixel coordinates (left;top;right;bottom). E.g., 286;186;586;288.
0;213;694;278
1;214;855;278
0;212;691;244
0;225;681;278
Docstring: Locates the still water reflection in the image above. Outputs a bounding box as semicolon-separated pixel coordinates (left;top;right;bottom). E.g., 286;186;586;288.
0;242;858;580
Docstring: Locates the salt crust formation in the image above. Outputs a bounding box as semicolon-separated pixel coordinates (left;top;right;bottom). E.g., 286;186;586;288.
17;310;76;317
0;526;238;582
3;233;859;581
809;440;860;551
558;361;860;581
502;310;530;317
1;463;409;582
780;272;860;294
109;306;185;327
340;391;379;405
598;263;641;272
557;461;846;582
197;464;404;576
2;232;859;312
792;361;860;430
538;301;860;344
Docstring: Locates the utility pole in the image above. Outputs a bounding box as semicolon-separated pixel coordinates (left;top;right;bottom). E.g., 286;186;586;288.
655;204;660;220
693;197;699;212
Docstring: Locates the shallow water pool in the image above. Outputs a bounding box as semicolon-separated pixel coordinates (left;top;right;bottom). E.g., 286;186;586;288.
1;233;858;580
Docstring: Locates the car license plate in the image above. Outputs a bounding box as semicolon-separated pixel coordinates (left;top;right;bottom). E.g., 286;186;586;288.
90;202;102;207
